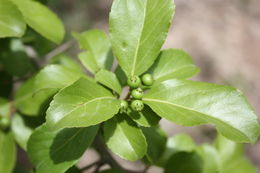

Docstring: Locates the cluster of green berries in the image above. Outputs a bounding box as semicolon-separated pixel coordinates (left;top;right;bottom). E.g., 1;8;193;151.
0;116;10;130
120;74;153;112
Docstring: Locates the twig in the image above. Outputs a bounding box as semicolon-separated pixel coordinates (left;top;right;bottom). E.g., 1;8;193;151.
44;39;76;62
80;160;102;172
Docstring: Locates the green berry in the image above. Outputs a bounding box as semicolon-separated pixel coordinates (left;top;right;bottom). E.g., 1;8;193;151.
0;116;10;130
120;100;128;113
127;76;141;88
131;88;143;99
131;100;144;112
142;74;153;86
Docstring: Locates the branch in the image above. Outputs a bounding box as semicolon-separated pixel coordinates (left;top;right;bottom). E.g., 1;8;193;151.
44;40;76;62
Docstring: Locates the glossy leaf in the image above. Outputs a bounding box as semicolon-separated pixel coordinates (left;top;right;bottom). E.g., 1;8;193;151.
0;131;16;173
128;105;161;127
11;0;65;43
141;127;167;164
0;0;26;37
95;69;122;94
215;135;257;173
143;79;260;143
103;114;147;161
196;144;220;173
15;65;84;115
46;77;120;130
11;113;33;150
27;124;98;173
74;30;113;72
109;0;175;76
148;49;200;82
164;152;203;173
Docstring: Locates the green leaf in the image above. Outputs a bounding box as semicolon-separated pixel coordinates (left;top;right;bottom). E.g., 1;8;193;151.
158;134;196;166
0;0;26;37
0;131;16;173
196;144;221;173
164;152;203;173
109;0;175;76
128;105;161;127
148;49;200;82
215;135;257;173
15;65;84;115
78;51;99;74
46;77;120;130
103;114;147;161
115;66;127;86
74;30;113;73
27;124;98;173
141;127;167;164
95;69;122;94
0;98;11;117
49;54;84;74
11;113;33;150
11;0;65;43
1;51;35;77
143;79;260;143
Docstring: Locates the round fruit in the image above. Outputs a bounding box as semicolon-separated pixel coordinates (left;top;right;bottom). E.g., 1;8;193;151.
0;116;10;130
131;88;143;99
120;100;128;110
131;100;144;112
127;76;141;88
142;74;153;86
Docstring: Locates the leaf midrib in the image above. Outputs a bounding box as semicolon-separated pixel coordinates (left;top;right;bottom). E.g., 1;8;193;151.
143;98;249;141
131;0;148;76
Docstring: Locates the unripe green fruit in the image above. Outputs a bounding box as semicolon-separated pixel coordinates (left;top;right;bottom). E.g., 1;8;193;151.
131;88;143;99
131;100;144;112
142;74;153;86
0;116;10;130
127;76;141;88
120;100;128;113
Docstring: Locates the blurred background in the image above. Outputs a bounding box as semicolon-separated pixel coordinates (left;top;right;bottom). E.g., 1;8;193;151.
13;0;260;172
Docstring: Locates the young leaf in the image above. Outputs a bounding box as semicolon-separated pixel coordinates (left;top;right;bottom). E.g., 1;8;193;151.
46;77;120;130
11;113;33;150
214;135;257;173
109;0;175;76
27;124;98;173
15;65;84;116
148;49;200;82
128;105;161;127
143;79;260;143
0;0;26;37
103;114;147;161
74;30;113;72
10;0;65;43
141;127;167;164
95;69;122;94
0;98;11;117
115;66;127;86
164;152;204;173
0;131;16;173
